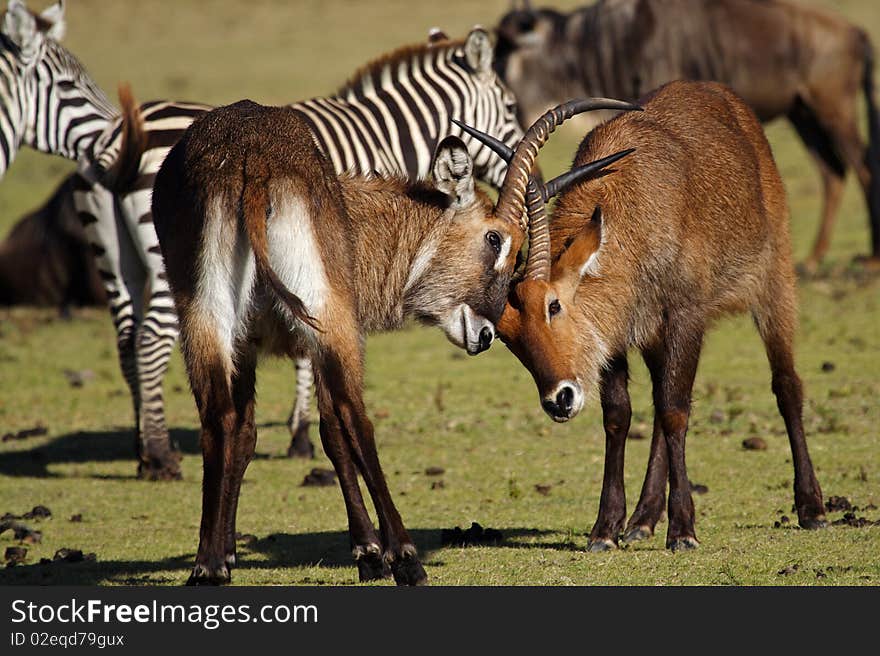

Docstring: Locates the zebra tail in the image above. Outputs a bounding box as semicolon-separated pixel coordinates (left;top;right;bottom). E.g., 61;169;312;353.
862;31;880;256
241;156;321;331
100;82;148;192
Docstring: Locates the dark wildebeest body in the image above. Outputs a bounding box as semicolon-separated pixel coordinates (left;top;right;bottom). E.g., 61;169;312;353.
495;0;880;268
0;175;105;310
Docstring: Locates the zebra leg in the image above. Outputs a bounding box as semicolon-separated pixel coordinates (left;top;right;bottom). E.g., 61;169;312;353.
73;174;144;449
120;180;182;480
286;356;315;458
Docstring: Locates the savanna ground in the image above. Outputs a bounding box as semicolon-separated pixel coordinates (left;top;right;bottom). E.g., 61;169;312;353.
0;0;878;586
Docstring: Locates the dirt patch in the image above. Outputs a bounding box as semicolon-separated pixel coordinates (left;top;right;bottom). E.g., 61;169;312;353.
4;546;27;566
534;484;552;496
300;468;336;487
742;437;767;451
2;426;48;442
52;548;96;563
825;496;852;512
0;520;42;543
690;481;709;495
831;512;875;528
425;466;445;476
441;522;503;547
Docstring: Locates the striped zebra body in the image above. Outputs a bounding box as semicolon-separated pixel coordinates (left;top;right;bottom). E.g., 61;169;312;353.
75;27;522;476
0;1;115;174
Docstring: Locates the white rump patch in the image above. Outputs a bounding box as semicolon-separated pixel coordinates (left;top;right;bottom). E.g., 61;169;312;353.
266;195;329;325
193;196;257;366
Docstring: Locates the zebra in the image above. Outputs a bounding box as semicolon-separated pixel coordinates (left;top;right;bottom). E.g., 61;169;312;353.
76;26;525;478
0;1;115;175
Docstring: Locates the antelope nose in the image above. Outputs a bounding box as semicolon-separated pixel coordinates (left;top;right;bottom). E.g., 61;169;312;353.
556;386;574;413
541;381;583;423
478;326;494;352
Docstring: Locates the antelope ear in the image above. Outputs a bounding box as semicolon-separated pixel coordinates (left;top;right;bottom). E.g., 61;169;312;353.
496;298;521;342
4;0;39;53
552;207;603;292
432;135;475;210
39;0;65;41
464;27;493;77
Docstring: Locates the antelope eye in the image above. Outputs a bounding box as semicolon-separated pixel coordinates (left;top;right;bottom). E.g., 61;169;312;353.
548;299;561;317
486;230;502;255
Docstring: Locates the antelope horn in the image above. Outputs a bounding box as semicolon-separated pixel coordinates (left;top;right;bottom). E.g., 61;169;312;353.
452;118;515;162
454;117;634;202
540;148;635;202
494;98;641;232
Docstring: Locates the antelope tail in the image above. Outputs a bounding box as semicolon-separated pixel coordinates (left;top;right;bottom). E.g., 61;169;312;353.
861;31;880;256
241;157;321;331
100;83;148;192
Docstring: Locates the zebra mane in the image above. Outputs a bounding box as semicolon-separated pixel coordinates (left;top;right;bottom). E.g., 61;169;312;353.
335;37;467;96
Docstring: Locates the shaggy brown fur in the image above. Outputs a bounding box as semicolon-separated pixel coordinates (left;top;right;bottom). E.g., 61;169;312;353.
0;174;104;309
150;98;566;586
498;81;826;552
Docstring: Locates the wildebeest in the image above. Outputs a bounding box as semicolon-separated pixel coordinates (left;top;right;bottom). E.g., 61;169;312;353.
495;0;880;270
465;80;826;550
149;93;636;584
0;174;105;311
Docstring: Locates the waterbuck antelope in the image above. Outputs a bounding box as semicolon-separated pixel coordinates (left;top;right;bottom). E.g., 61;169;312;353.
465;81;827;551
150;96;638;584
495;0;880;270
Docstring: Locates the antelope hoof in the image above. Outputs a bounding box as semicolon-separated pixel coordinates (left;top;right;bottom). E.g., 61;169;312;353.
621;525;653;545
387;545;428;586
286;422;314;459
587;538;617;552
354;543;390;582
186;563;230;586
667;536;699;552
799;515;828;530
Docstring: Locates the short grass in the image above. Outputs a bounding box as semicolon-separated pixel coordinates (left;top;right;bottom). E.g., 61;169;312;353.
0;0;878;586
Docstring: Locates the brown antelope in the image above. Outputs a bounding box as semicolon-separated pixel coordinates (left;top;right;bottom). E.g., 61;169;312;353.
495;0;880;271
463;80;827;551
150;96;638;584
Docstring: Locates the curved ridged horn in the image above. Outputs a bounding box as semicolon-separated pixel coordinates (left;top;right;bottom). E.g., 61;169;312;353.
452;118;515;163
494;98;642;231
540;148;635;202
524;147;636;280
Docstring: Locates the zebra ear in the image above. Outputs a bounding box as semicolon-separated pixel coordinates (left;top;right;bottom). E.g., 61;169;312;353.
3;0;40;55
432;136;475;210
464;27;493;78
39;0;66;41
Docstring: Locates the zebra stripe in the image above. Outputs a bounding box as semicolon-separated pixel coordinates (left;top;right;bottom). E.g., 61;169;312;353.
0;23;115;177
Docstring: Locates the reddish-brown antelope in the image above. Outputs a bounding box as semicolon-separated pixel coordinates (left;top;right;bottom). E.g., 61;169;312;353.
464;80;827;551
150;96;638;584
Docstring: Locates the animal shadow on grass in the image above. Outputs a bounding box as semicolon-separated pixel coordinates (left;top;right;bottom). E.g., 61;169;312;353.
0;527;558;585
0;428;199;478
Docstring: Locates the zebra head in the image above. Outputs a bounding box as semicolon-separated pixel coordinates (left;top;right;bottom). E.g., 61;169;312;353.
0;0;115;176
449;27;524;189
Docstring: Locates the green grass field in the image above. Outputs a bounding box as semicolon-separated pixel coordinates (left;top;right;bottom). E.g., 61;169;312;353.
0;0;878;586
